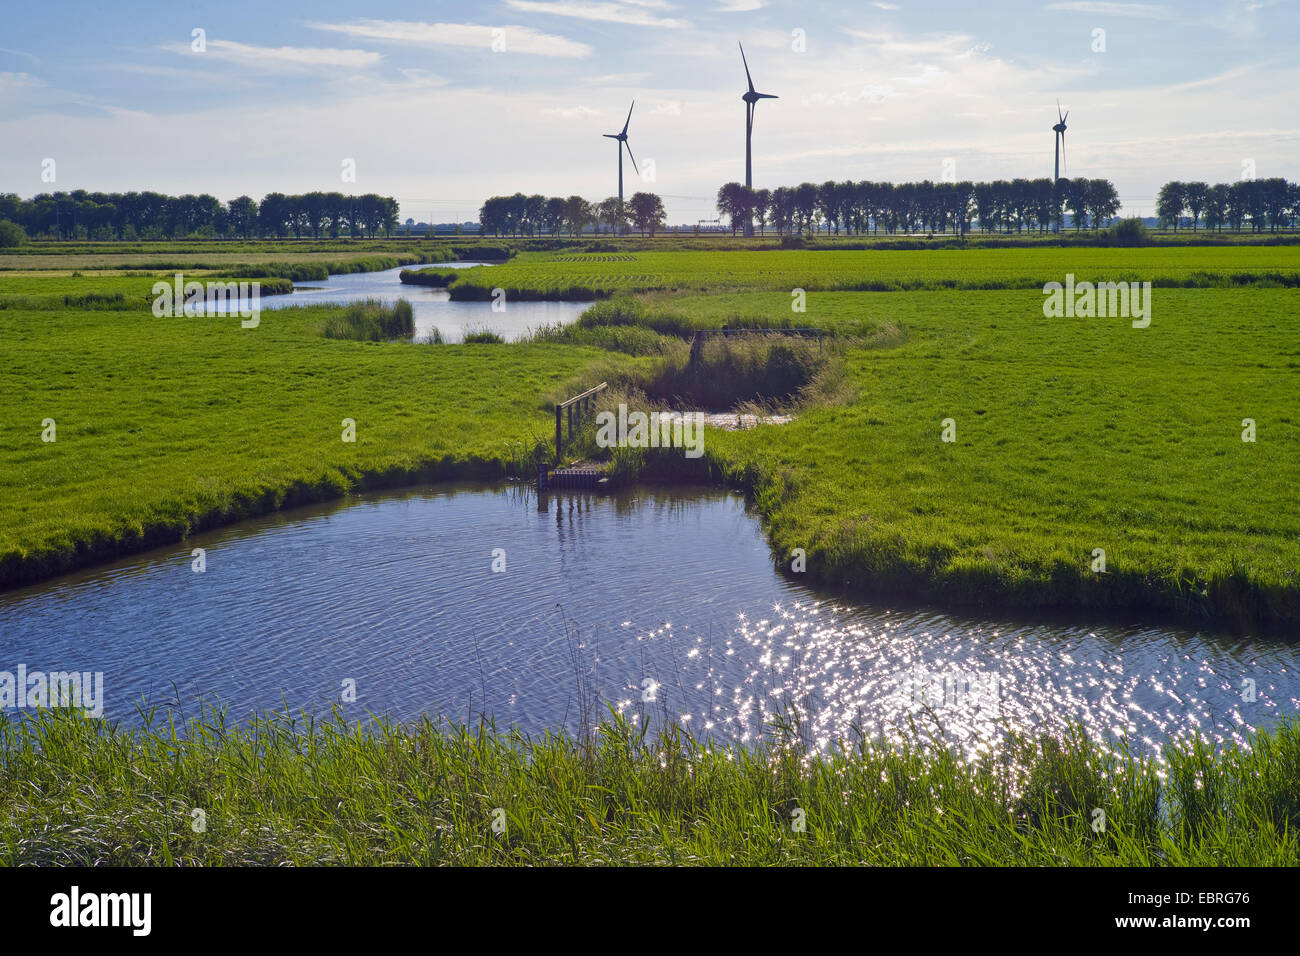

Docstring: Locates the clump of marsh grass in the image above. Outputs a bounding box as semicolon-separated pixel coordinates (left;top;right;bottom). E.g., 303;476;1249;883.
319;298;414;341
575;297;700;338
637;334;832;409
461;329;505;344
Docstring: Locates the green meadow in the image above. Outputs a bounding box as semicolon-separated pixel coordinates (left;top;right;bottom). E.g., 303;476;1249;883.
421;245;1300;299
655;286;1300;630
1;238;1296;632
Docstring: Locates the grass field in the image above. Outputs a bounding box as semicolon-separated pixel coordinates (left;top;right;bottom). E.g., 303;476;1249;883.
0;299;592;585
544;286;1300;630
420;245;1300;299
3;708;1297;865
1;240;1296;631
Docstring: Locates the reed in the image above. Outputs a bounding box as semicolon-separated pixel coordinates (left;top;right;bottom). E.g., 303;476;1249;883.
2;706;1294;866
319;298;415;341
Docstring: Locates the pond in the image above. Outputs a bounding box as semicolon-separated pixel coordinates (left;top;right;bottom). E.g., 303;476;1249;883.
0;483;1294;758
202;263;589;343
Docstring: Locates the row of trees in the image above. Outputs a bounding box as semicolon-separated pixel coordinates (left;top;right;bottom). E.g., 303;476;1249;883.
715;178;1122;237
478;192;668;237
0;191;401;240
1155;179;1297;232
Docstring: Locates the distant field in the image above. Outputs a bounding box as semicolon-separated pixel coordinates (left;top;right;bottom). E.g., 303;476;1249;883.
0;239;510;275
0;272;293;303
429;246;1300;299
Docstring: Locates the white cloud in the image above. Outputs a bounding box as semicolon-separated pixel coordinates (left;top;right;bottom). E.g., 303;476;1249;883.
164;40;383;72
543;105;602;118
716;0;766;11
583;72;650;85
873;2;903;10
1045;2;1173;18
841;30;987;57
1151;64;1256;95
308;19;593;58
0;71;42;89
504;1;692;29
0;47;40;64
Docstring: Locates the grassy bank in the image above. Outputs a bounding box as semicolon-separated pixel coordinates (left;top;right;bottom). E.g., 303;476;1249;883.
0;300;587;588
0;273;296;309
2;708;1296;865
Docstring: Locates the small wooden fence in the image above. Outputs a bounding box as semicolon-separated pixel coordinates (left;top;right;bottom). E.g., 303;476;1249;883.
555;381;608;458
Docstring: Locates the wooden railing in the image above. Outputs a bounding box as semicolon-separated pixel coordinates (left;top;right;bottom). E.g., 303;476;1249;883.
555;381;608;459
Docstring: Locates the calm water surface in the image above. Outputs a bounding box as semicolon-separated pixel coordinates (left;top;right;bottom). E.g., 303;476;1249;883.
205;262;588;342
0;483;1294;758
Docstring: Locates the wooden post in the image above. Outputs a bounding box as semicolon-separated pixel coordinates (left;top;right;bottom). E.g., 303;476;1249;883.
555;406;562;459
689;331;705;367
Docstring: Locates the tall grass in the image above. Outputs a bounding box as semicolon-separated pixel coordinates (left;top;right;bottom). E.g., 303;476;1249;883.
525;320;682;356
319;298;414;341
637;335;831;408
461;329;505;344
1;707;1295;865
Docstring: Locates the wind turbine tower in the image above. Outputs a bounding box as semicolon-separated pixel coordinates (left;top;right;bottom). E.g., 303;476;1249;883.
603;100;638;236
1053;101;1068;183
739;42;777;236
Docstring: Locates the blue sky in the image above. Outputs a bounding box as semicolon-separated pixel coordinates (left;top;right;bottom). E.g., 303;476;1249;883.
2;0;1296;222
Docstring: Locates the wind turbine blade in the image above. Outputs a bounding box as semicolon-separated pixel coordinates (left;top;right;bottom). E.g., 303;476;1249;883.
622;100;634;136
623;140;639;176
602;133;619;139
1062;110;1068;124
757;93;778;99
739;42;755;93
1057;98;1063;123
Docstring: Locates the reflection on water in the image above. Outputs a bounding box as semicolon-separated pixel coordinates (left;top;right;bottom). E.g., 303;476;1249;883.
0;483;1294;760
199;263;589;342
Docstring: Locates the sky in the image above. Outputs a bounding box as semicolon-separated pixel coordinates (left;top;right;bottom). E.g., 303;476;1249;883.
1;0;1297;223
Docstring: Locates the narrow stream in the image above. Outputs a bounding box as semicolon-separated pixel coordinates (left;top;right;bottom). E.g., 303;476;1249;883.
201;262;588;342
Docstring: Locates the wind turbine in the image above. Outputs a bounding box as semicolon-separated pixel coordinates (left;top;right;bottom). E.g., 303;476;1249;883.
603;100;638;236
739;42;777;236
1053;100;1068;183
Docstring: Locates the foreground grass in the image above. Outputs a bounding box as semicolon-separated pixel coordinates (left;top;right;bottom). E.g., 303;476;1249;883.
2;709;1296;865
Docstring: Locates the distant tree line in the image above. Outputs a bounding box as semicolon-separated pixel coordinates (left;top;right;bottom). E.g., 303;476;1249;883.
1155;178;1298;232
478;192;667;237
0;191;401;240
714;178;1122;237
